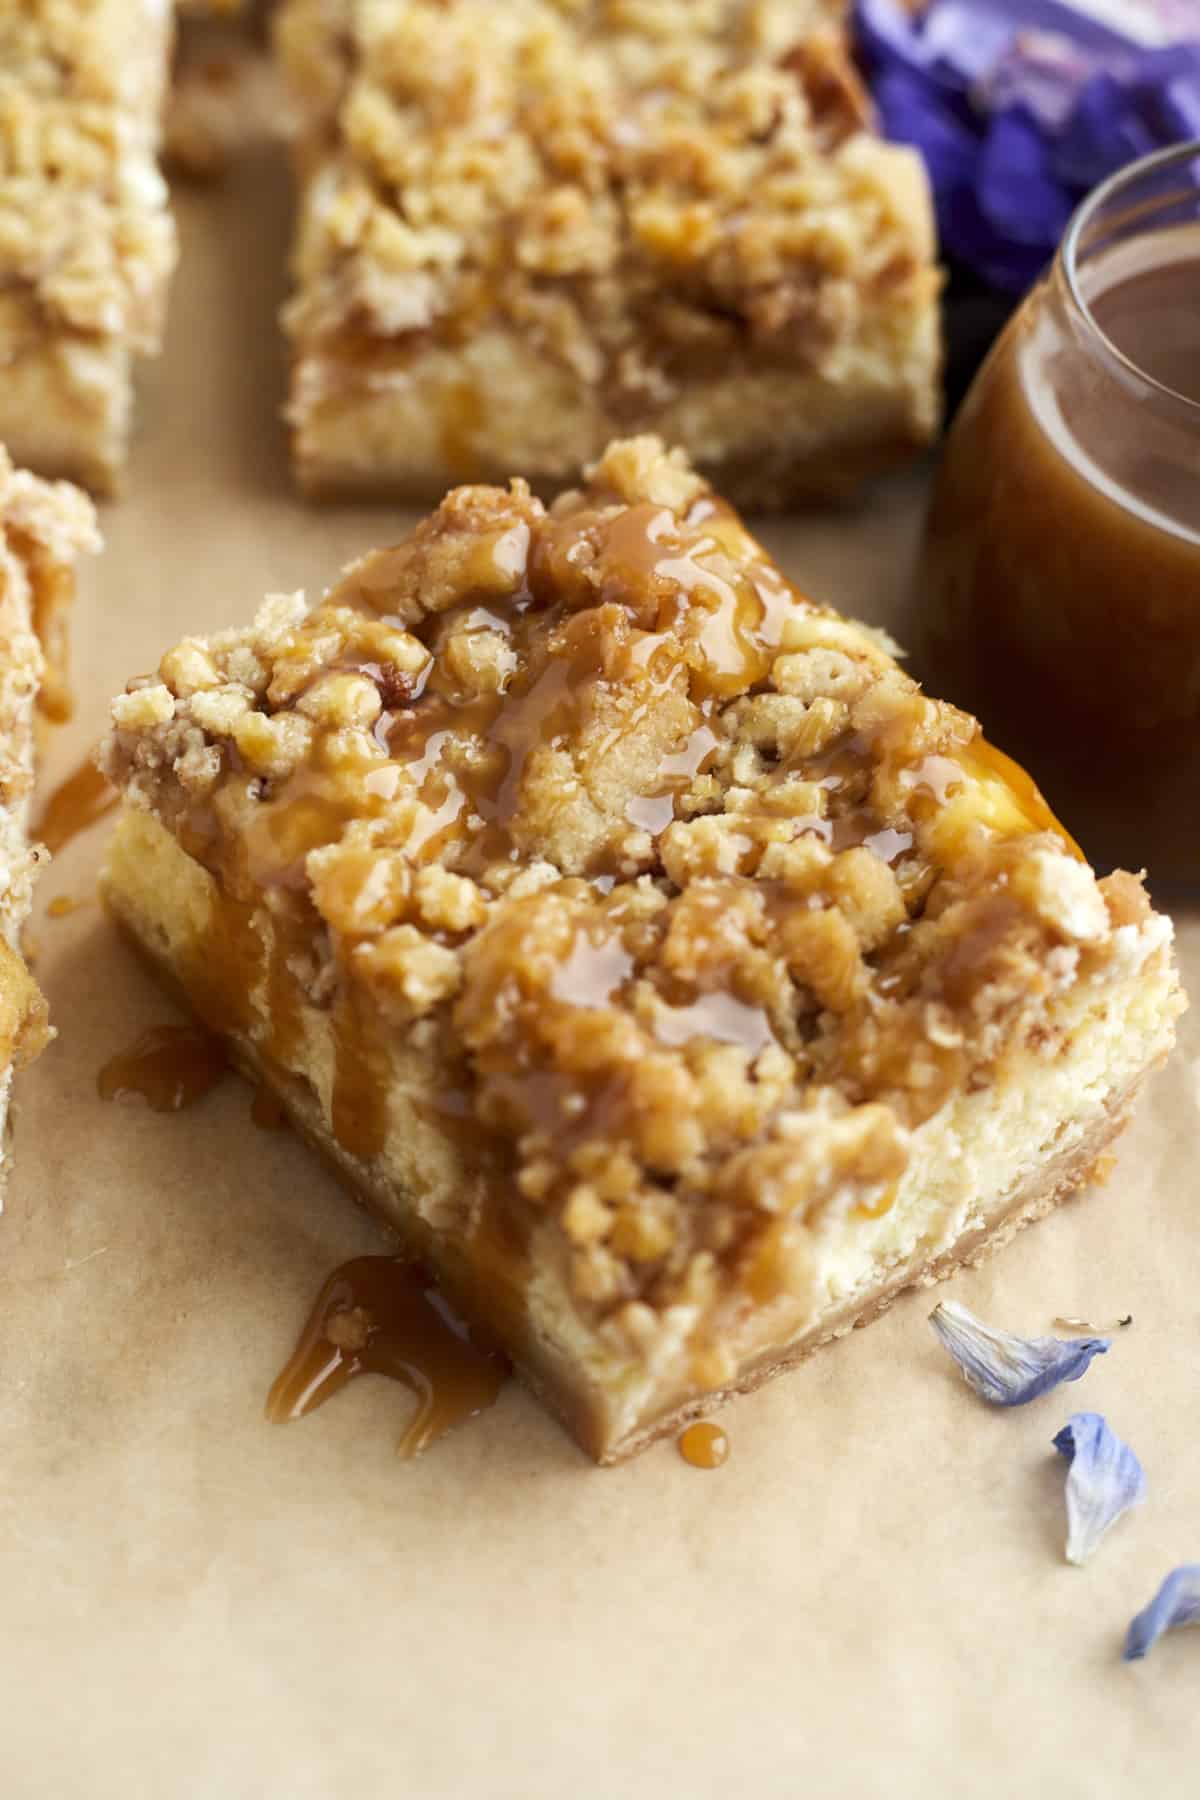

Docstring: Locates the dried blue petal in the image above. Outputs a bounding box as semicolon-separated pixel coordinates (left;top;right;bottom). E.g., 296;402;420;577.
929;1299;1109;1405
1153;52;1200;139
853;0;1200;294
1124;1567;1200;1662
1053;1412;1146;1566
854;0;926;71
977;106;1074;245
924;2;1014;88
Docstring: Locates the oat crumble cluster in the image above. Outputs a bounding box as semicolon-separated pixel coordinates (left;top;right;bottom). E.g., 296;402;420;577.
102;436;1151;1351
275;0;939;499
0;0;176;489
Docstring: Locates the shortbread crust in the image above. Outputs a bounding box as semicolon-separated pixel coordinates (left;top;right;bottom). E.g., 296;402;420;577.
100;437;1182;1459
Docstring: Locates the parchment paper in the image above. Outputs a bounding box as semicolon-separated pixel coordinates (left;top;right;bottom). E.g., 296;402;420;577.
2;155;1197;1800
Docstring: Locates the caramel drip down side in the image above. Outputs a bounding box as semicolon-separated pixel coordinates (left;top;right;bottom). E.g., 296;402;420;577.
263;911;306;1067
15;530;75;724
266;1256;508;1457
329;976;391;1162
34;760;117;855
183;874;395;1165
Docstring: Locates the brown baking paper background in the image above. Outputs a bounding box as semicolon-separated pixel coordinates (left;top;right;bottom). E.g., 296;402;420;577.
2;158;1198;1799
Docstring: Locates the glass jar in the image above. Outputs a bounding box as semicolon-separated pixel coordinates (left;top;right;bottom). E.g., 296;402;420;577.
913;142;1200;881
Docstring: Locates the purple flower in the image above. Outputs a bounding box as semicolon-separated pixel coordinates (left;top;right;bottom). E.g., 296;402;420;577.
1053;70;1157;188
977;105;1075;246
1124;1567;1200;1662
929;1300;1109;1405
1053;1412;1146;1565
852;0;1200;293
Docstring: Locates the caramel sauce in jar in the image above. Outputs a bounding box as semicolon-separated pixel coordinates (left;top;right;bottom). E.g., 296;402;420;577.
98;1024;227;1112
678;1421;729;1469
915;147;1200;879
266;1256;507;1458
34;759;117;856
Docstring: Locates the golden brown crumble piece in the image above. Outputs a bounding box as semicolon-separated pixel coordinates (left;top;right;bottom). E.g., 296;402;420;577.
101;436;1182;1460
273;0;940;502
0;1;177;491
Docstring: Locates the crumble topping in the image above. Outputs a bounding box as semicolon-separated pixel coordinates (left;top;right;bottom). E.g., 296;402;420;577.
0;0;171;114
0;6;175;347
103;436;1158;1345
276;0;937;408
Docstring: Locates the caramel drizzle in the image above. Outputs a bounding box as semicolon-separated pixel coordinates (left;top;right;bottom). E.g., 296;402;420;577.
265;1256;508;1457
34;759;117;856
157;498;807;1189
97;1024;227;1113
653;989;775;1055
16;530;75;724
213;498;795;901
329;980;392;1161
547;919;778;1055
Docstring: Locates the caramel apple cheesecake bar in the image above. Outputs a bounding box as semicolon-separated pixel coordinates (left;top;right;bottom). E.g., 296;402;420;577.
0;446;99;1189
273;0;940;503
99;437;1181;1461
0;1;177;492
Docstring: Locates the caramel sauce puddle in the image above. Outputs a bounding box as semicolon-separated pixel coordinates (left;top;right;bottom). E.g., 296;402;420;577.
266;1256;508;1458
678;1421;729;1469
97;1024;227;1112
34;759;117;855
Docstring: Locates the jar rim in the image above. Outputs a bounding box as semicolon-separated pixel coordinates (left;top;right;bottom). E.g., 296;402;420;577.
1061;140;1200;419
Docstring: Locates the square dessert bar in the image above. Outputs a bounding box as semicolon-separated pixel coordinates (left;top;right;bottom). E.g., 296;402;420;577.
0;446;99;1184
100;437;1181;1461
0;1;177;492
274;0;940;503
